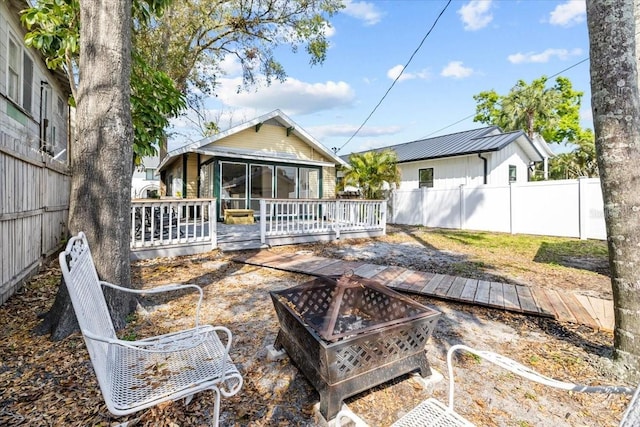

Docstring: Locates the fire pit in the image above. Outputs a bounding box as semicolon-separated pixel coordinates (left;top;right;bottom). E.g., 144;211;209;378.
270;273;441;420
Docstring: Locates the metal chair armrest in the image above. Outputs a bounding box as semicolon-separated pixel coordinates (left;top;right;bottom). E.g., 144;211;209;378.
99;280;204;329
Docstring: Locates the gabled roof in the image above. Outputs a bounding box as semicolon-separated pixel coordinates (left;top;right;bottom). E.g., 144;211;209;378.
158;109;347;171
345;126;549;164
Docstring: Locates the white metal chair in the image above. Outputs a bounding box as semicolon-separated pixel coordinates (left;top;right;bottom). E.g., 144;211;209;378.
337;344;637;427
59;232;242;426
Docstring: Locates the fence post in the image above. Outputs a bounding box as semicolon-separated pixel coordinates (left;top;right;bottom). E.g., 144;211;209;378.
210;200;217;249
459;184;465;230
509;182;516;234
334;199;341;239
381;200;387;234
578;177;588;240
421;186;428;227
260;199;266;244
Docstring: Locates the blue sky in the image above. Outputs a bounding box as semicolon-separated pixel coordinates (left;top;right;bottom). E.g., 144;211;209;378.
168;0;591;155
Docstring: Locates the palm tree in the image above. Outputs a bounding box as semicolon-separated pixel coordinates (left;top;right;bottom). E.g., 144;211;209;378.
343;150;401;199
499;78;560;139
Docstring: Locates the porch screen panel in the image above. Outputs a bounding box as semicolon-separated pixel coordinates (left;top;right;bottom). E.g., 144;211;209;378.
299;168;320;199
221;162;247;210
250;164;273;211
276;166;297;199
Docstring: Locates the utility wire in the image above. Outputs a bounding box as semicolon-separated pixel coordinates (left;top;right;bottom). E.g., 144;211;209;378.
422;57;591;139
335;0;452;154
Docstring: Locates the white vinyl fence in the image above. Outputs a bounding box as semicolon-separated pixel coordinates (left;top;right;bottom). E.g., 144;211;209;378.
391;177;606;240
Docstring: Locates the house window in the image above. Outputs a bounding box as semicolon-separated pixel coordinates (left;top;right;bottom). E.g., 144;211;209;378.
249;164;274;211
7;34;34;113
220;161;247;210
509;165;517;182
145;168;156;180
299;168;320;199
22;53;33;113
8;35;21;103
418;168;434;188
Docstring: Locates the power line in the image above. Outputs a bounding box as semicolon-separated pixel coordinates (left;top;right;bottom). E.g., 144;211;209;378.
335;0;452;154
422;57;591;139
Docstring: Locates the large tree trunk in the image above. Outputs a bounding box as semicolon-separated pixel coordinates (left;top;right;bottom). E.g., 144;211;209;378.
36;1;135;338
587;0;640;380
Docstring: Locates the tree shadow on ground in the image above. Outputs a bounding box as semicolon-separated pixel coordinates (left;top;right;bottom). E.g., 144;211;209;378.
533;240;610;276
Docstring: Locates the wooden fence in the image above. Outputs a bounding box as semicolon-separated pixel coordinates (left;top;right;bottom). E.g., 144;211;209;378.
0;130;70;305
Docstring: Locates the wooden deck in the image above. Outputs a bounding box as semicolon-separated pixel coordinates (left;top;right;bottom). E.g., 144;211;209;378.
236;251;615;332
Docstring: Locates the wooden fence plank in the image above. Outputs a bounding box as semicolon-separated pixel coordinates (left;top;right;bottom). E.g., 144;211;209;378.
475;280;491;305
502;283;520;311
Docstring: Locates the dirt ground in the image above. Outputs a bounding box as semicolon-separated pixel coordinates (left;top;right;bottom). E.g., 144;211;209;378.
0;226;634;426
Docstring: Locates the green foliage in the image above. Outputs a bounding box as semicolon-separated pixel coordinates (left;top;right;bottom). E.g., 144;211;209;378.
473;76;583;144
343;150;401;199
548;129;598;179
133;0;343;132
21;0;186;165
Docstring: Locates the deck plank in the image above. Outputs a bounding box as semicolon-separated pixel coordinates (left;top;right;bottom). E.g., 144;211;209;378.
489;282;505;308
502;283;520;311
447;277;468;299
371;266;408;284
312;260;365;276
544;289;576;323
353;264;388;279
459;279;478;302
434;275;456;296
574;294;599;326
474;281;491;305
530;287;556;318
515;285;539;315
284;256;337;273
386;270;416;289
560;293;599;329
420;274;445;294
401;271;434;293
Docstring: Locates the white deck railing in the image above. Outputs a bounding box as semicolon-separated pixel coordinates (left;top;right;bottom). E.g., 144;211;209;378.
259;199;386;243
130;198;216;250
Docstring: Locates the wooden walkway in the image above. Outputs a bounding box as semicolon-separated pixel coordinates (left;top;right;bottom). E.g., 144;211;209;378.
235;251;615;332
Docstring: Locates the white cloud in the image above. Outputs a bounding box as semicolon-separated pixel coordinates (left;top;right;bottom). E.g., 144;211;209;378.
508;48;583;64
386;64;431;82
458;0;493;31
440;61;474;79
215;76;356;115
549;0;586;27
342;0;383;26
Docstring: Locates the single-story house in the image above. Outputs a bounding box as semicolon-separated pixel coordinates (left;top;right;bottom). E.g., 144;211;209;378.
346;126;554;190
132;154;160;199
157;109;348;220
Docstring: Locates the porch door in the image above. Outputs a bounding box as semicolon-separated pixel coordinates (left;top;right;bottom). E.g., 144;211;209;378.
220;162;247;212
276;166;297;198
299;168;320;199
249;164;274;212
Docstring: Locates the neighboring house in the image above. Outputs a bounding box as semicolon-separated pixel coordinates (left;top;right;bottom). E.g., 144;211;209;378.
132;155;160;199
157;109;348;219
347;126;553;190
1;0;72;159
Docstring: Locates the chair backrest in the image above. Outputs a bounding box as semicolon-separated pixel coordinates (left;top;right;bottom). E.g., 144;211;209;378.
59;232;117;383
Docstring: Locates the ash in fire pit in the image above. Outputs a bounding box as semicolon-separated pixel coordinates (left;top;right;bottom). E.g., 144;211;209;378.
270;272;441;420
